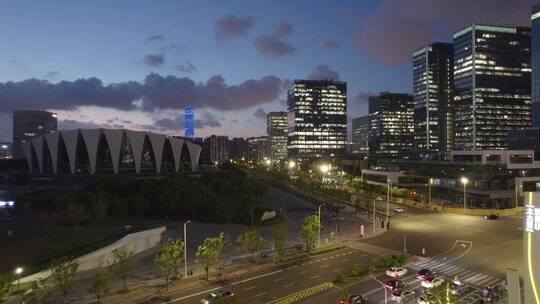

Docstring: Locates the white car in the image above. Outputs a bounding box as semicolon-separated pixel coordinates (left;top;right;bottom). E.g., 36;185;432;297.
385;266;408;277
421;277;444;289
393;207;405;213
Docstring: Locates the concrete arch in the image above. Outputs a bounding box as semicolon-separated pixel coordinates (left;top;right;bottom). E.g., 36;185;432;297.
168;137;184;173
148;133;166;173
31;136;45;174
44;133;60;174
102;129;124;174
185;141;202;172
22;142;33;173
80;129;102;175
60;130;80;174
125;130;146;174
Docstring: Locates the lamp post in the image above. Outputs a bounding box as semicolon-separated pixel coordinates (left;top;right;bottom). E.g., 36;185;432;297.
317;204;323;248
373;196;382;236
288;160;296;175
183;220;191;278
428;178;433;208
386;179;391;227
515;183;522;208
460;177;469;212
15;267;23;287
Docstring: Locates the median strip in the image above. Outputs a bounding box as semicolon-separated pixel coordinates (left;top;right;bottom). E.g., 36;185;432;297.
270;282;334;304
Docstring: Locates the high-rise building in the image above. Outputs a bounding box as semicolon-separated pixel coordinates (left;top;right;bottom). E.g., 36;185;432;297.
267;111;288;163
247;136;268;163
533;4;540;127
184;106;195;139
229;137;248;160
287;80;347;165
369;93;414;161
413;42;454;157
203;135;228;163
453;24;531;150
351;116;370;157
12;110;58;159
0;141;12;160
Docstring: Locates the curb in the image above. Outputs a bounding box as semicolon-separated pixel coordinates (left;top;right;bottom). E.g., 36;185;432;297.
274;282;334;304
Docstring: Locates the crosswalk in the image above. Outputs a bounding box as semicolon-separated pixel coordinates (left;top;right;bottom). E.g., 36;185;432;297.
348;242;403;256
411;259;504;287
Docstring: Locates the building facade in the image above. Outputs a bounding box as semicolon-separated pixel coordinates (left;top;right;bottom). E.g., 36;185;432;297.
247;136;268;163
204;135;229;163
0;142;12;160
351;116;370;157
369;92;414;161
267;111;288;163
13;110;58;159
413;42;454;157
453;24;532;150
533;4;540;128
508;128;540;150
184;107;195;139
287;79;347;165
229;137;248;160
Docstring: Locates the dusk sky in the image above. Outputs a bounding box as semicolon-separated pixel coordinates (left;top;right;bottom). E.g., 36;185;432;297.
0;0;535;142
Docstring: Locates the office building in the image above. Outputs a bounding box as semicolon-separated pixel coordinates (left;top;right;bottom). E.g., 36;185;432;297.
184;106;195;139
533;4;540;127
453;24;531;150
267;112;288;163
229;137;248;160
351;116;370;157
247;136;268;163
13;110;58;159
508;128;540;150
204;135;228;163
0;142;12;160
413;42;454;157
287;80;347;164
369;92;414;161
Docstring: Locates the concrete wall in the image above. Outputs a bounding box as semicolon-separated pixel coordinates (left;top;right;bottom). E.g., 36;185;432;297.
18;226;165;284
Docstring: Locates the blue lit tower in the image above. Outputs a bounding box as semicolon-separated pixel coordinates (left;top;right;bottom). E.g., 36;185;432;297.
184;106;195;139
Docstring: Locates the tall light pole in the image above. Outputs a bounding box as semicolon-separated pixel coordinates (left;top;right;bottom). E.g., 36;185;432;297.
15;267;23;287
373;196;382;236
515;183;522;208
386;179;391;227
317;204;323;248
460;177;469;212
428;178;433;208
183;220;191;278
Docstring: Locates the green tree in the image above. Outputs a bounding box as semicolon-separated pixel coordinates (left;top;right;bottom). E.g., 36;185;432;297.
300;215;320;251
86;268;109;303
196;233;230;280
237;229;263;259
0;273;13;303
108;248;136;293
50;258;79;303
23;279;53;304
154;240;184;290
272;221;290;257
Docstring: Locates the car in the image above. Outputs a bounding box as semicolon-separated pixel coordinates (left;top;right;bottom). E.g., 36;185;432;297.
421;277;445;289
386;266;408;277
339;295;368;304
484;214;499;220
391;289;415;301
384;278;406;290
200;290;235;304
416;269;435;280
393;207;405;213
449;280;464;295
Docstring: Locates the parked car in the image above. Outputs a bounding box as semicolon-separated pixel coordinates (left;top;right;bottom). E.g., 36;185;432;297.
200;290;235;304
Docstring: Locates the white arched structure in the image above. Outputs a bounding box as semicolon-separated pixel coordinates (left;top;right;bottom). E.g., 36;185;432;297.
23;128;201;175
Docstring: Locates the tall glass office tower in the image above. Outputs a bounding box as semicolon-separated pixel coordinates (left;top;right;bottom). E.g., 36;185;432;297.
533;4;540;127
184;106;195;139
453;24;531;150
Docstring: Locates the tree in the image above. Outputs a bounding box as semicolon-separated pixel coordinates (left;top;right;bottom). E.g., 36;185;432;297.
236;229;263;259
272;221;290;257
23;279;53;304
108;248;136;293
0;273;13;303
154;240;184;290
86;268;109;303
50;258;79;303
196;233;230;280
300;215;320;250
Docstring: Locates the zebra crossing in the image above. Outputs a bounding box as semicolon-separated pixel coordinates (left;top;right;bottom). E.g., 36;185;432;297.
411;258;505;287
347;242;404;256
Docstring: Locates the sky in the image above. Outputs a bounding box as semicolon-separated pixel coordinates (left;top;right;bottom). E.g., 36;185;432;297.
0;0;536;142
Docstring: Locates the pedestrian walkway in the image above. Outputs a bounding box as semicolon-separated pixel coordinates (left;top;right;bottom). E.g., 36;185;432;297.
347;242;403;256
410;259;504;287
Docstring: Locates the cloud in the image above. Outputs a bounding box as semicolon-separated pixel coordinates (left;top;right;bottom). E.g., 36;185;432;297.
254;35;296;58
349;91;374;118
351;0;535;64
274;22;294;37
145;35;165;43
308;64;340;81
175;61;197;73
154;116;183;131
324;40;339;49
59;119;104;130
215;14;255;41
0;73;283;113
195;111;221;128
143;54;165;67
253;108;267;119
45;71;61;78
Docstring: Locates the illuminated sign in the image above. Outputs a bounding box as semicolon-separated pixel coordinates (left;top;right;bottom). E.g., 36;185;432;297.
525;205;540;232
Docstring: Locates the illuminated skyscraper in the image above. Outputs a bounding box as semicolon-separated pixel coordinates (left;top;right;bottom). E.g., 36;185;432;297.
267;111;288;163
351;116;369;157
184;106;195;139
453;24;531;150
287;80;347;164
532;4;540;127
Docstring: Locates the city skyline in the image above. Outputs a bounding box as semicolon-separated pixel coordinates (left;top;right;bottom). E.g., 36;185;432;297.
0;0;536;142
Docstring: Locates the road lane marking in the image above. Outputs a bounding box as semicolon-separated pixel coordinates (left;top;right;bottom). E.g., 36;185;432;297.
273;278;284;282
341;259;350;262
298;270;307;274
332;268;343;273
320;264;329;268
284;282;295;288
244;285;257;291
364;286;383;296
254;291;267;297
310;275;320;279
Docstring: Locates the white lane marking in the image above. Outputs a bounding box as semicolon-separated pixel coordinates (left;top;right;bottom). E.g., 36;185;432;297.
298;270;307;274
273;278;284;282
342;259;350;262
283;282;295;288
446;267;462;276
332;268;343;273
465;273;484;283
477;276;498;286
364;287;383;296
162;269;284;303
310;275;320;279
254;291;267;297
244;285;257;291
320;264;329;269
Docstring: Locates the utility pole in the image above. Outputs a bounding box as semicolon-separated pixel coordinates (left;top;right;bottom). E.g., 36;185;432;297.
183;220;191;278
317;204;323;247
403;232;407;254
386;179;391;228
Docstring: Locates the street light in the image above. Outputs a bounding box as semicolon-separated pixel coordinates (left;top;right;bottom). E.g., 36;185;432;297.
317;204;323;248
15;267;23;287
373;196;383;236
428;178;433;208
183;220;191;278
515;183;522;208
288;161;296;169
265;159;271;166
385;179;391;228
460;177;469;212
320;164;329;174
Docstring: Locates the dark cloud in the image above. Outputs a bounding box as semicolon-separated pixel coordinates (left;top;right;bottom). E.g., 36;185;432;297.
253;108;267;119
59;119;104;130
154;116;183;131
154;111;220;132
230;119;238;124
195;111;221;128
46;71;61;78
308;64;340;81
254;35;296;58
123;120;132;124
349;91;374;118
215;14;255;41
143;54;165;67
274;22;294;37
324;40;339;49
145;35;165;43
0;73;283;113
352;0;535;64
175;61;197;73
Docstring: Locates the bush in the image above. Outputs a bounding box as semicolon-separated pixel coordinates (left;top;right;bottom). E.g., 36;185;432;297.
335;273;347;284
351;264;362;277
